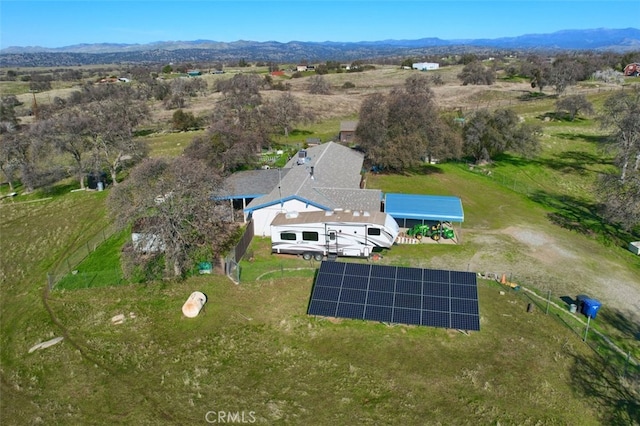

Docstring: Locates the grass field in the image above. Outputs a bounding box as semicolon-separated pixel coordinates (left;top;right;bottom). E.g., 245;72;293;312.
1;67;639;425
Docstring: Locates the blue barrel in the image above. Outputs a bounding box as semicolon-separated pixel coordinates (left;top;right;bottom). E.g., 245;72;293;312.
582;298;602;319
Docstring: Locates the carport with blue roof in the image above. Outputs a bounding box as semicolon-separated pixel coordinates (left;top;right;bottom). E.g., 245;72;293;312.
383;193;465;242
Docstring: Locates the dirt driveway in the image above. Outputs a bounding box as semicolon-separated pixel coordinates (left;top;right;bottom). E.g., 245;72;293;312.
462;224;640;324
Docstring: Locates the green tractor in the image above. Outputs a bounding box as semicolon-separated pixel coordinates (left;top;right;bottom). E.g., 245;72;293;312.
406;223;454;241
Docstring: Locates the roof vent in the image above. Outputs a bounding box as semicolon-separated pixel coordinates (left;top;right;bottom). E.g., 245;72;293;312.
285;211;299;219
325;211;333;216
352;211;360;216
363;211;371;217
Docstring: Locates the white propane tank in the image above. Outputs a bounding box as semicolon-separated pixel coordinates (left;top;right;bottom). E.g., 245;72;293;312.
182;291;207;318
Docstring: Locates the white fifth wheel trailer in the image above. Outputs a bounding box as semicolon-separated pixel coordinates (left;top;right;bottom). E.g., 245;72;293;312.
270;210;400;260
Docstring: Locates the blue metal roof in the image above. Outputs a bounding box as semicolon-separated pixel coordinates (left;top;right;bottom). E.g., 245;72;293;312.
384;193;464;222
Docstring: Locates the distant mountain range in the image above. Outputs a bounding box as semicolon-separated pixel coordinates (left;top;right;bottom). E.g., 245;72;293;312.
1;28;638;67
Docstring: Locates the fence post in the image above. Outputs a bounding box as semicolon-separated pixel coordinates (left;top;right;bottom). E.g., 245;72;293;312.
583;315;591;342
545;290;551;315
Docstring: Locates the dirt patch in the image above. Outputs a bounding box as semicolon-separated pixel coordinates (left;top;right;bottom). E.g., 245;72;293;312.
498;226;640;323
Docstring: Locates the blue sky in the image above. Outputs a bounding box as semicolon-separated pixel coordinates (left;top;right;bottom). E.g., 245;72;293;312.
1;1;638;49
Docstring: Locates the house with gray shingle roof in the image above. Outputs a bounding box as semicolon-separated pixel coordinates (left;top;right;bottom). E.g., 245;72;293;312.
242;142;382;236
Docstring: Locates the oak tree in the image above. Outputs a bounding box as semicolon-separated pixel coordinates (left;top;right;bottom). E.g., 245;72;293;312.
556;95;594;121
463;109;541;163
108;156;232;279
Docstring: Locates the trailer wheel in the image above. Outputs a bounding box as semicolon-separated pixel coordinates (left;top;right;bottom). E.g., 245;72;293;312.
302;252;313;261
314;253;324;261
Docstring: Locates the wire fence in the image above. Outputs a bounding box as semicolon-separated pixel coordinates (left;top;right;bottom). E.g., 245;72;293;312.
486;272;639;382
48;268;125;290
47;224;118;291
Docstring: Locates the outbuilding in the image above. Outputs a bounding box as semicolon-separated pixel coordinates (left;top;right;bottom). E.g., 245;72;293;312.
383;193;464;242
412;62;440;71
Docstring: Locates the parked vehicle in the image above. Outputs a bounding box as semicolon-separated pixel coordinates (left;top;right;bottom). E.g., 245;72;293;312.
406;223;454;241
270;210;400;260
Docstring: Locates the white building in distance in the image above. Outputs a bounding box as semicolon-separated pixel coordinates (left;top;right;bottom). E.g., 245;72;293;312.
412;62;439;71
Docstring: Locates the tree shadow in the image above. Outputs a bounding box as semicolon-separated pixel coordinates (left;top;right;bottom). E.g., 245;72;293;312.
528;190;637;246
536;112;593;123
517;91;553;101
410;164;445;175
598;307;640;343
560;295;577;308
535;151;613;175
554;132;608;145
568;350;640;425
289;129;314;137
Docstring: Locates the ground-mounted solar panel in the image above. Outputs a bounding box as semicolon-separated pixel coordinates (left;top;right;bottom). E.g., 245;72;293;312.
423;282;450;298
423;295;450;312
312;285;341;302
370;264;397;278
308;262;480;331
369;277;395;292
345;262;372;277
394;293;422;310
315;273;342;288
366;290;393;307
340;288;366;304
451;298;480;316
450;270;476;286
422;310;450;328
364;305;393;322
396;279;422;295
308;300;337;317
342;275;369;290
425;269;450;283
336;303;366;319
393;308;422;325
396;266;423;281
450;313;480;331
451;284;478;300
319;261;346;275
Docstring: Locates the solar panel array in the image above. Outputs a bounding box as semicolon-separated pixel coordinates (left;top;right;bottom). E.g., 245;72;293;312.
308;262;480;331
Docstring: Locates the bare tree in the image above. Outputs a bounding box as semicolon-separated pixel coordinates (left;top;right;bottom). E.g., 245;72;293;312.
556;95;594;121
87;95;150;184
308;75;331;95
457;61;495;85
264;92;313;137
549;56;580;95
600;88;640;183
521;55;552;92
0;133;20;192
0;95;21;134
45;108;95;189
185;107;260;174
2;121;60;193
597;173;640;232
108;156;232;279
217;73;263;111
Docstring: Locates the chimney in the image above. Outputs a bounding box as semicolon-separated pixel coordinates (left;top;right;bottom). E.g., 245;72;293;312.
310;166;315;179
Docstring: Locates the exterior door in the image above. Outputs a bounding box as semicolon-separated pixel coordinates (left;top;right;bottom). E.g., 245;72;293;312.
326;229;338;253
